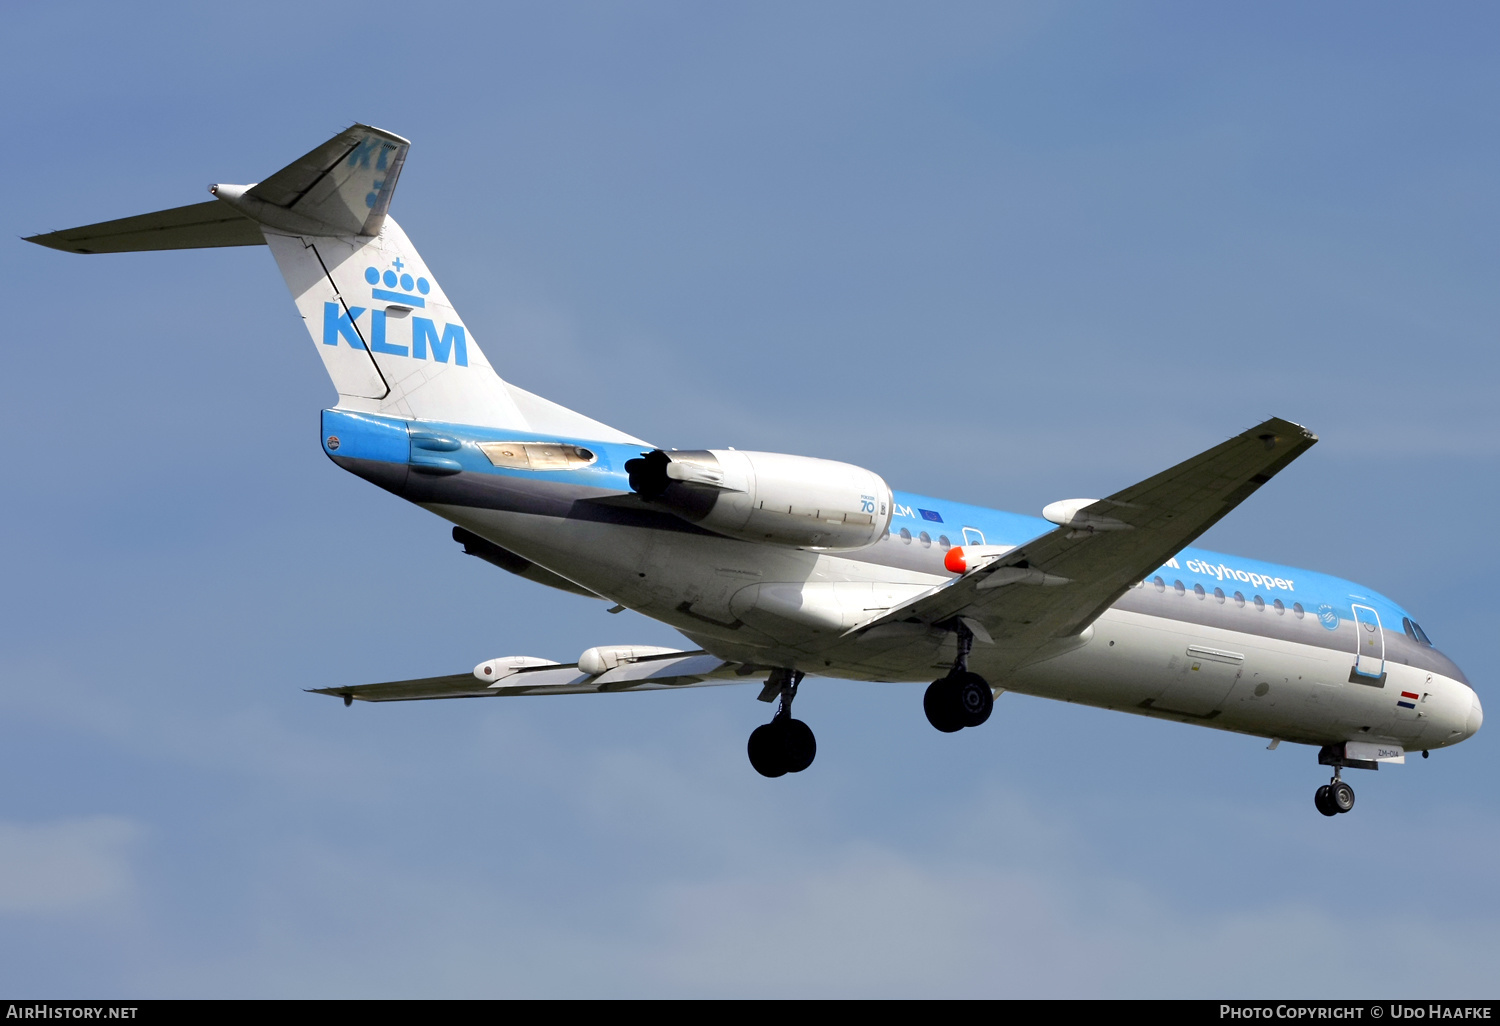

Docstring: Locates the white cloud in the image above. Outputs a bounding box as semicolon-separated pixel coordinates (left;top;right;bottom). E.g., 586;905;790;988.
0;817;140;915
103;747;1500;998
626;842;1500;998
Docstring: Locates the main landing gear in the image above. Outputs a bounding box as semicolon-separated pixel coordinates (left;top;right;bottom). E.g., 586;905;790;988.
748;669;816;778
924;620;994;733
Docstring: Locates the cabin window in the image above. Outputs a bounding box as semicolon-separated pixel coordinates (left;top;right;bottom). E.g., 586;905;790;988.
1194;583;1205;599
1293;602;1305;619
938;535;951;548
1174;580;1186;595
1253;595;1265;611
1214;587;1225;604
1153;576;1166;592
1273;599;1285;615
1233;591;1246;608
919;531;932;548
479;441;597;471
899;528;912;544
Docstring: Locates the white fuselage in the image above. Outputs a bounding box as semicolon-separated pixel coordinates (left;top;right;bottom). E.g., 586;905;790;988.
433;501;1481;753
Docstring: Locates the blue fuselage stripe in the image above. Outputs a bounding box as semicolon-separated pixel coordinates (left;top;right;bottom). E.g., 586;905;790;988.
320;409;1436;649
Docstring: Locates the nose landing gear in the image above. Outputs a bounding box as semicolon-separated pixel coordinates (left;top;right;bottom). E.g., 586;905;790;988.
923;619;994;733
1314;744;1371;816
748;669;816;778
1314;772;1356;816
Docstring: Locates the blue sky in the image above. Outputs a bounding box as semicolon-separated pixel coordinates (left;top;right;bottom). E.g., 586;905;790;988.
3;1;1497;996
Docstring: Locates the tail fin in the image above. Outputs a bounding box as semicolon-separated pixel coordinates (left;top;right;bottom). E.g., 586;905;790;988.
261;204;531;424
26;125;641;441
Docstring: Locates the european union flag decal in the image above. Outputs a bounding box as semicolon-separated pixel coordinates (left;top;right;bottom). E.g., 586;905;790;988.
919;509;943;523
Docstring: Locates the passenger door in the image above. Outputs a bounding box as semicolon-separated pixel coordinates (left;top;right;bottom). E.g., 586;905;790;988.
1351;604;1386;683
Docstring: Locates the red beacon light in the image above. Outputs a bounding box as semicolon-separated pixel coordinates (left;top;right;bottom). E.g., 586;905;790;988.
944;546;967;574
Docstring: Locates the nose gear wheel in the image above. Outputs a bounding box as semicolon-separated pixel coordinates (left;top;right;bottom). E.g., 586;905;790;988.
1313;767;1356;817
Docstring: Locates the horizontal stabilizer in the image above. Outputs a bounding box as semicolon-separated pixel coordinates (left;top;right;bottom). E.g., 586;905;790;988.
25;200;264;254
312;650;744;703
25;123;409;254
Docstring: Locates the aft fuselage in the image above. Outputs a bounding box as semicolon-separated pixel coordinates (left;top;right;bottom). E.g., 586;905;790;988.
324;410;1481;753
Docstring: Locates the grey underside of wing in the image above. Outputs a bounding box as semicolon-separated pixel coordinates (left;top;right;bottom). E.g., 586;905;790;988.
25;200;266;253
310;652;745;703
851;416;1318;648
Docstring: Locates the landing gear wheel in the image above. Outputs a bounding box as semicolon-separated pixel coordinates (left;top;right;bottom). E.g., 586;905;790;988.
747;718;817;777
1330;780;1355;814
782;718;816;773
923;673;994;731
924;679;965;733
1314;784;1337;817
926;620;995;732
954;671;993;727
747;668;817;778
748;723;788;778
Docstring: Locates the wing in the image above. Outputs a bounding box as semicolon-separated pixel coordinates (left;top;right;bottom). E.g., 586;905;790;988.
849;416;1317;649
311;651;745;703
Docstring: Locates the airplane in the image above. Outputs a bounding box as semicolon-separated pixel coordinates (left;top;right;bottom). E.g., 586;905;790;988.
27;124;1482;816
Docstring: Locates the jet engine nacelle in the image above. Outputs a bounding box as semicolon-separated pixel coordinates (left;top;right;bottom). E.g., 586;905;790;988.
577;645;685;677
473;655;561;683
625;448;892;550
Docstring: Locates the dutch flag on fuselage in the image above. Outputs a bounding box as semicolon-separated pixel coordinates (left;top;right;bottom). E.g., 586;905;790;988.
1398;691;1420;710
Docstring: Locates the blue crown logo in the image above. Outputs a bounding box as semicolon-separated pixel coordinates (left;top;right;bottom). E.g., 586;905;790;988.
364;258;431;308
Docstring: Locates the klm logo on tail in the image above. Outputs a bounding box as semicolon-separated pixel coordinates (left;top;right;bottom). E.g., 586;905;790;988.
347;136;400;210
367;261;428;306
322;259;467;366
